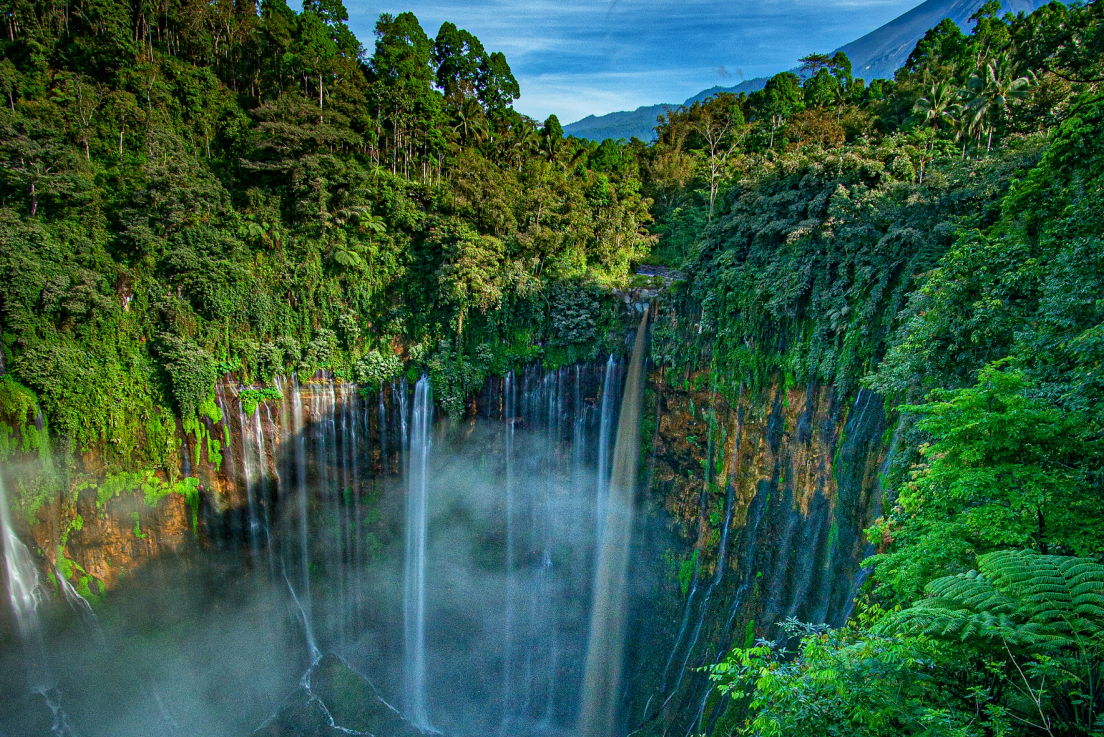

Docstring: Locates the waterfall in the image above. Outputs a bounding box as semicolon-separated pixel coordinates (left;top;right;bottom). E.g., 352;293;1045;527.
379;389;388;475
403;375;432;730
238;395;262;563
596;356;618;542
273;376;292;570
259;404;276;576
321;375;340;641
580;312;649;737
398;377;409;459
0;467;42;638
544;369;562;723
290;374;312;629
216;383;237;494
501;370;516;729
337;381;351;644
573;365;586;496
56;567;105;645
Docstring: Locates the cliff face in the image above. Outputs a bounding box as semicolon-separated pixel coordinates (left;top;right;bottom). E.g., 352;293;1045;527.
11;377;400;600
36;490;192;592
626;370;891;735
4;359;893;735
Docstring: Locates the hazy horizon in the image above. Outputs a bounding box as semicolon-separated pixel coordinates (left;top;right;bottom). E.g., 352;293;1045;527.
295;0;926;123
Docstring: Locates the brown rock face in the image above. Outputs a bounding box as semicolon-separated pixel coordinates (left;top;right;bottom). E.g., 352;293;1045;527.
10;362;890;737
625;368;890;735
29;484;193;593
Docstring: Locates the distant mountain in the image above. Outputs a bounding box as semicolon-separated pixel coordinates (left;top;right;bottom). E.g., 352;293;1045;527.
839;0;1050;81
564;0;1049;142
564;77;767;142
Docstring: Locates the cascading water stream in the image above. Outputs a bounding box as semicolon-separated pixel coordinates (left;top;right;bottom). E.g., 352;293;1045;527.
543;370;561;724
501;370;517;730
378;389;388;475
403;376;433;730
237;392;262;565
256;404;276;576
580;311;649;737
596;356;618;542
398;377;410;456
215;382;237;505
56;567;105;646
273;376;292;571
290;374;312;628
573;366;586;497
0;463;43;638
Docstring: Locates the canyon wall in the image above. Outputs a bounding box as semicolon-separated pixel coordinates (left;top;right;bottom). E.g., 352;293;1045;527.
1;346;895;735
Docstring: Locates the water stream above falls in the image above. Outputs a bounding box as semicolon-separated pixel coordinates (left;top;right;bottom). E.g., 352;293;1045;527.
0;359;633;737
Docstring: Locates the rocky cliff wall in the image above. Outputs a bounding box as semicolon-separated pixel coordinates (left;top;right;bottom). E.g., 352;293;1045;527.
2;357;894;737
625;370;892;736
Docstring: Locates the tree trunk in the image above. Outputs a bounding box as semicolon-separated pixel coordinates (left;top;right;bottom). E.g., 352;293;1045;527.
1038;508;1048;554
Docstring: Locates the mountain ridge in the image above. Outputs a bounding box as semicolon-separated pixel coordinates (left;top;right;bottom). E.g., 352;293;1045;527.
564;0;1050;141
563;77;768;142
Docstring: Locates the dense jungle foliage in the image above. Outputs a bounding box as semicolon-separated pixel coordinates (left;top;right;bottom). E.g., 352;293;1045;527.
0;0;655;492
2;0;1104;732
638;1;1104;733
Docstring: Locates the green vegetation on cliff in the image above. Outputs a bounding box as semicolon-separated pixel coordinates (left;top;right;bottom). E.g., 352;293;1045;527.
637;1;1104;733
0;0;1102;731
0;0;652;507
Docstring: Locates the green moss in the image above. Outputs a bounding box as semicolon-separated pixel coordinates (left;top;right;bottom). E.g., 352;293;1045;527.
131;511;148;539
679;549;699;598
0;375;48;459
207;436;223;471
239;387;283;416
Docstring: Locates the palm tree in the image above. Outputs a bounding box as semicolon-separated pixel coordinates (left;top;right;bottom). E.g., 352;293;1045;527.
913;79;959;132
497;117;537;170
949;104;975;158
451;97;489;148
966;53;1031;152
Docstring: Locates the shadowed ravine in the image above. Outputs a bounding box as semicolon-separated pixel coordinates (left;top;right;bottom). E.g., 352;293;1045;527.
0;328;891;737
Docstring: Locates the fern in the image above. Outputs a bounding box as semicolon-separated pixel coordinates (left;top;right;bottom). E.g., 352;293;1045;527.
881;550;1104;650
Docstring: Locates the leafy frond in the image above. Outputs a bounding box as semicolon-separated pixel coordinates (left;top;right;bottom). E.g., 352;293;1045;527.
881;550;1104;650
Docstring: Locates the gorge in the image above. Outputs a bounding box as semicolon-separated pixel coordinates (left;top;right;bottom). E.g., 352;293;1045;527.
0;303;894;736
2;0;1103;735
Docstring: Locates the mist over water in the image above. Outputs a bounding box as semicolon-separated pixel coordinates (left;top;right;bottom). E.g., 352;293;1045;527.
0;358;645;737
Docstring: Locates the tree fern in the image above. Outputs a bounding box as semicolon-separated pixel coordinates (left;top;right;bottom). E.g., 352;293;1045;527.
881;550;1104;650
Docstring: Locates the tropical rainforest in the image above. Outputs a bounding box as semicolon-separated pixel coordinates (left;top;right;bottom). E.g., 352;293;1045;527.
1;0;1103;733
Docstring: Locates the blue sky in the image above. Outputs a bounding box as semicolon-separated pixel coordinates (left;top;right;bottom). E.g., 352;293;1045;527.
333;0;923;123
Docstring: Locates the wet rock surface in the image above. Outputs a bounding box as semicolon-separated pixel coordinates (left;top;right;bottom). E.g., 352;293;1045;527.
253;653;429;737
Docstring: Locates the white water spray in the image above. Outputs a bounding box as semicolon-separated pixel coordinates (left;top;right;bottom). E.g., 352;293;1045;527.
596;356;618;542
290;374;312;627
403;375;433;729
56;568;105;646
0;465;43;638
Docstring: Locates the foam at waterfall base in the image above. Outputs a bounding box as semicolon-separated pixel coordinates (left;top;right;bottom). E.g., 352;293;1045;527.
253;652;434;737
